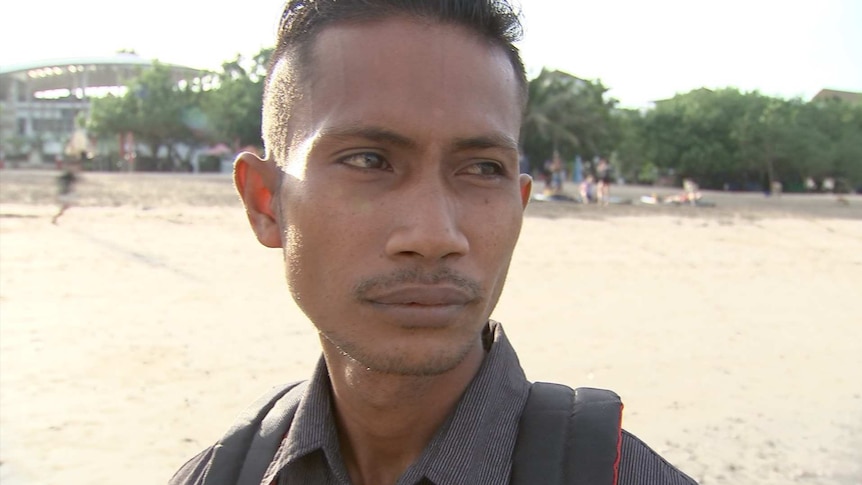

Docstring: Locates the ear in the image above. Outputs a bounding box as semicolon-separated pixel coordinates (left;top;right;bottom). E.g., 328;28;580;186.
234;152;283;248
519;174;532;209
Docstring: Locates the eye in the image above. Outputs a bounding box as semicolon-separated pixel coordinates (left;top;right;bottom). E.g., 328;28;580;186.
339;152;391;171
462;160;505;177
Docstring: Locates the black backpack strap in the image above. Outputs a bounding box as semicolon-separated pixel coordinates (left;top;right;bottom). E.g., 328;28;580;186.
511;382;572;485
511;382;623;485
203;380;308;485
570;387;624;485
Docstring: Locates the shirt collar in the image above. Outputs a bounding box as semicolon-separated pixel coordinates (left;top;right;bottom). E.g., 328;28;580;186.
275;357;343;472
266;321;530;485
412;321;530;485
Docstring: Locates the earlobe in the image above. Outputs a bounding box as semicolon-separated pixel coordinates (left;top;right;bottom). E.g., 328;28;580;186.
234;152;283;248
519;174;532;209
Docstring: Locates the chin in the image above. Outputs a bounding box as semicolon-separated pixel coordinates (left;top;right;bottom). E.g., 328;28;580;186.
332;330;479;377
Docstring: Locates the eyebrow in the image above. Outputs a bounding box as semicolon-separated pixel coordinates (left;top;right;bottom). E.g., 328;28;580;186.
320;126;417;149
319;125;518;153
452;133;519;153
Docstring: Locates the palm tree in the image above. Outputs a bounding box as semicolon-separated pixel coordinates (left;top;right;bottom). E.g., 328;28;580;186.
521;69;616;174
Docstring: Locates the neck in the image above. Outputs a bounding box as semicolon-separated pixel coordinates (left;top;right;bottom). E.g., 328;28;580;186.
322;339;485;485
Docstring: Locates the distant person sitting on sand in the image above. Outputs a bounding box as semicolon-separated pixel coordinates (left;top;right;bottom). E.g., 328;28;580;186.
658;178;702;205
579;174;595;203
682;178;701;204
642;179;703;206
52;158;81;225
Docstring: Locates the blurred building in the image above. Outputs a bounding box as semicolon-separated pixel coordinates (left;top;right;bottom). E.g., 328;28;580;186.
0;53;206;165
811;88;862;105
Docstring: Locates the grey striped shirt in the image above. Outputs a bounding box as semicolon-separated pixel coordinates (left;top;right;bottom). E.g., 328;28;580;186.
264;321;530;485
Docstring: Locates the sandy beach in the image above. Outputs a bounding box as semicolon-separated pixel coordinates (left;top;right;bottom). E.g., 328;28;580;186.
1;170;860;485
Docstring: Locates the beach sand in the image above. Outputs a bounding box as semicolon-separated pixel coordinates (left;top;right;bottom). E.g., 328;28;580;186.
1;170;860;484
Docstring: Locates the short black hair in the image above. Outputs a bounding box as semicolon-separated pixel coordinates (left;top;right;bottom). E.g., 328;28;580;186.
262;0;527;162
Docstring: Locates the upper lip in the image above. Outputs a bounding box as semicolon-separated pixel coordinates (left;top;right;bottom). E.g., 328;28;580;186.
366;286;476;306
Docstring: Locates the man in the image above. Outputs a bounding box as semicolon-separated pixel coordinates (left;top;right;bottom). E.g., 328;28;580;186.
51;156;82;225
172;1;697;484
595;158;612;205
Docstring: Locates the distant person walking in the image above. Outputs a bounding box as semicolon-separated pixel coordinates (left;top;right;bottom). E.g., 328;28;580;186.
52;156;82;225
573;155;583;183
549;151;564;193
596;158;612;204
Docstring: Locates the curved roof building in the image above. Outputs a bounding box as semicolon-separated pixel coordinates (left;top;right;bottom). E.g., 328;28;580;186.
0;53;207;162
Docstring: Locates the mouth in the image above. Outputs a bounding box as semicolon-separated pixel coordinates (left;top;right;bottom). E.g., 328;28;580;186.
366;285;476;306
362;285;478;327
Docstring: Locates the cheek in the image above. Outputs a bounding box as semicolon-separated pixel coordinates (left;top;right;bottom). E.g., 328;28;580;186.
487;220;522;266
281;195;379;292
466;203;523;274
475;195;524;245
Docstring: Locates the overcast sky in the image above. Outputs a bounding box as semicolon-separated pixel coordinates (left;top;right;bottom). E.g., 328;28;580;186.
1;0;860;107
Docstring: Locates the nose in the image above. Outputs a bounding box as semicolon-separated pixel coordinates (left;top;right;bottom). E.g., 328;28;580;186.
384;177;469;261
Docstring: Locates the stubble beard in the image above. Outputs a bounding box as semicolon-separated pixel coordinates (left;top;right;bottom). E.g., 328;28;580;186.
319;324;482;377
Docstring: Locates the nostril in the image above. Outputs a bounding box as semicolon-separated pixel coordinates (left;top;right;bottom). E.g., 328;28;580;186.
386;229;469;260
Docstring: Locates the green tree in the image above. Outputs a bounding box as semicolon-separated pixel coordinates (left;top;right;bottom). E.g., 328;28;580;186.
608;108;648;183
521;69;616;172
89;61;203;169
801;98;862;191
200;47;272;150
640;88;759;189
613;86;862;191
731;95;817;190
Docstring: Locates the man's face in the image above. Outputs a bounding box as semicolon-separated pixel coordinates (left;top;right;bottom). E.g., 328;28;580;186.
265;17;530;376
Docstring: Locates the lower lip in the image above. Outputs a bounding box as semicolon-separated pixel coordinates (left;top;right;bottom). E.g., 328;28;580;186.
366;302;467;328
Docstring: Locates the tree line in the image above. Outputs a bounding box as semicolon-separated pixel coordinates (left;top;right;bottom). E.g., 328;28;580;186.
88;49;271;171
88;54;862;192
521;69;861;193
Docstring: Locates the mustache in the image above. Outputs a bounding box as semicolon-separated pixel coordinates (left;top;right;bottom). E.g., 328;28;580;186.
353;268;482;300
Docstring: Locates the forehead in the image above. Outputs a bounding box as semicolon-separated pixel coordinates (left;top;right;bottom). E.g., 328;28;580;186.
272;17;522;149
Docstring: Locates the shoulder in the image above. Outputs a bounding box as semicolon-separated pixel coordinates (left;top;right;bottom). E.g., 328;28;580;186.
168;380;308;485
617;430;699;485
169;447;214;485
